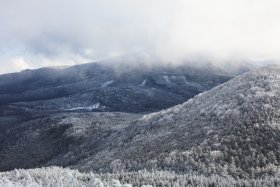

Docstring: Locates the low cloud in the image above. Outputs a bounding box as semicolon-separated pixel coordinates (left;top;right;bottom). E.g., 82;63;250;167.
0;0;280;74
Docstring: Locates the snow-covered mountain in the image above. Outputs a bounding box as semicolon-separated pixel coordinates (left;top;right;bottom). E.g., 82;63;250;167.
1;65;280;181
89;64;280;177
0;60;235;116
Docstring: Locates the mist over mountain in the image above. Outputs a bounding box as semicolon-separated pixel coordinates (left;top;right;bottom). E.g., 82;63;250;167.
1;0;280;74
0;59;246;120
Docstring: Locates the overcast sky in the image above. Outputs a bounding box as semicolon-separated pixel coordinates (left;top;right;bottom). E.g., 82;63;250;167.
0;0;280;74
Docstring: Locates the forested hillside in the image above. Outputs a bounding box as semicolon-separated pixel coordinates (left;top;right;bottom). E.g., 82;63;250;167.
1;65;280;183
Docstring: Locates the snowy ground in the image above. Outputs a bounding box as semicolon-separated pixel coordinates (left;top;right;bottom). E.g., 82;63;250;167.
1;167;280;187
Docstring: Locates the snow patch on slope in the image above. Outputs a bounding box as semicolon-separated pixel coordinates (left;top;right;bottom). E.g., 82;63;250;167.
67;103;105;111
180;76;202;88
101;80;114;88
163;76;171;84
140;80;147;86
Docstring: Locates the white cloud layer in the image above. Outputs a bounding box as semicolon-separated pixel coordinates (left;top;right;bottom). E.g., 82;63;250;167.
0;0;280;73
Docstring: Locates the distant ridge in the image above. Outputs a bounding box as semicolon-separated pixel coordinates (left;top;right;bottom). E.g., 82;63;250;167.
0;60;234;113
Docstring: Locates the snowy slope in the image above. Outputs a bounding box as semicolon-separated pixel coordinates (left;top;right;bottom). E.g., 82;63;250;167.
0;112;142;172
70;65;280;178
1;65;279;180
1;167;279;187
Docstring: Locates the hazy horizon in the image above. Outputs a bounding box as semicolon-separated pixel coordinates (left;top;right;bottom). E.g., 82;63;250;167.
1;0;280;74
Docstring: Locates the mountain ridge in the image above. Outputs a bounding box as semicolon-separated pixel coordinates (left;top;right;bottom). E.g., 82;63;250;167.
0;60;235;115
60;64;280;178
